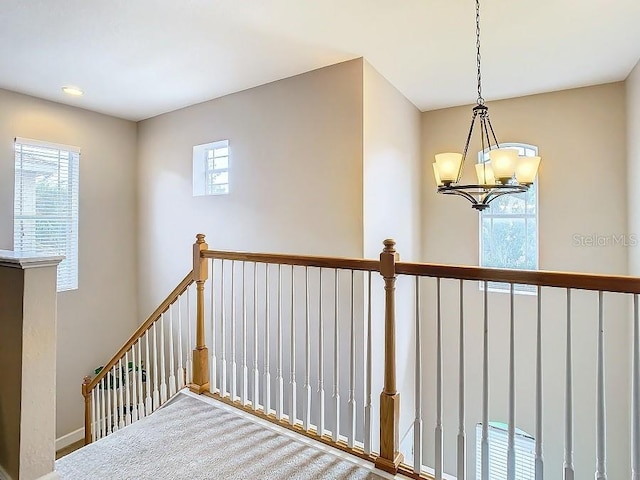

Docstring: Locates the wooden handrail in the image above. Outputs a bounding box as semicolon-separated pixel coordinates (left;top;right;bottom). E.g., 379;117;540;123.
201;249;380;272
85;271;194;393
396;262;640;294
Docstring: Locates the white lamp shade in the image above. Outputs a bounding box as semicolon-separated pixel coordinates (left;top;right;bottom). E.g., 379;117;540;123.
475;163;495;185
432;163;443;186
515;156;541;184
489;148;518;181
435;153;463;183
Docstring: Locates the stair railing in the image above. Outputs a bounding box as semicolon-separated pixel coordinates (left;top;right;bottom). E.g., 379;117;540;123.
82;270;195;444
83;233;640;480
198;238;400;470
395;261;640;480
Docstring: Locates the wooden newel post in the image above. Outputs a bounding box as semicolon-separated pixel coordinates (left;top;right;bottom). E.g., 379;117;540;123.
189;233;210;394
82;376;93;445
375;239;404;474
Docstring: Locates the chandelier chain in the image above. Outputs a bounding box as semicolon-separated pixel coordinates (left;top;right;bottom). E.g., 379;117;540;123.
476;0;484;105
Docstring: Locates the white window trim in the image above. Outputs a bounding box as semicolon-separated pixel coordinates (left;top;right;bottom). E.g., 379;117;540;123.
193;139;230;196
478;142;539;295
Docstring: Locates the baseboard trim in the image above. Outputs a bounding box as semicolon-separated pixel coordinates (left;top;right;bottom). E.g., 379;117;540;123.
37;472;60;480
56;427;84;450
0;464;13;480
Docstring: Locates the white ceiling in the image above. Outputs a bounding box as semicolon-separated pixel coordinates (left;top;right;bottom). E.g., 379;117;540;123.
1;0;639;121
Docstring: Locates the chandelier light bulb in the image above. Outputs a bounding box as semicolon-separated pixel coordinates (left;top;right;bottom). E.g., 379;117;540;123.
515;156;541;184
475;163;496;185
434;153;463;184
489;148;518;183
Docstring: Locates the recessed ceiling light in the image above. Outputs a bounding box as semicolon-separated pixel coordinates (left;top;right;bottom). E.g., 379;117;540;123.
62;86;84;97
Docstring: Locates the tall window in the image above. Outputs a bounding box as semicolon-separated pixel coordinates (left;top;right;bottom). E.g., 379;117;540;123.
14;138;80;292
193;139;229;196
479;143;538;293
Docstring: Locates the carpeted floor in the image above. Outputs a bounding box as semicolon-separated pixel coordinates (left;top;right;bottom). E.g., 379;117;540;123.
55;393;387;479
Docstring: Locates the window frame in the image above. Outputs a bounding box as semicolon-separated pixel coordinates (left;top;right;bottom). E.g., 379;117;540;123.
204;141;229;195
191;139;230;197
13;137;80;292
478;142;539;295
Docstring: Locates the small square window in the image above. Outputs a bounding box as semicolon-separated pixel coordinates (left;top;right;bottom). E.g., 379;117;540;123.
193;140;229;196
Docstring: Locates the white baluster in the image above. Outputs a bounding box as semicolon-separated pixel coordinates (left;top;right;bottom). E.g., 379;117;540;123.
106;367;112;435
457;279;466;480
177;294;185;390
303;266;311;431
152;323;160;412
333;269;340;443
144;331;153;415
242;262;249;406
264;264;271;415
318;268;325;437
481;281;489;480
507;283;516;480
124;350;132;424
159;313;167;404
118;358;125;429
564;289;575;480
633;294;639;480
130;346;139;422
113;366;120;434
413;276;423;473
364;271;373;455
535;286;543;480
187;285;193;385
221;260;227;397
100;377;106;438
348;270;356;448
231;260;237;402
95;380;100;440
595;291;607;480
276;264;284;420
210;259;217;393
435;277;443;480
169;303;177;397
112;366;118;431
137;340;145;419
290;266;297;426
253;262;259;411
110;365;119;432
91;383;97;441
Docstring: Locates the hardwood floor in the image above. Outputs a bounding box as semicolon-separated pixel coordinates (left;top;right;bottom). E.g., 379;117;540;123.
56;440;84;460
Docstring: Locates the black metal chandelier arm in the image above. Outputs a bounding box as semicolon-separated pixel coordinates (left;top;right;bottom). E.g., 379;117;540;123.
461;110;479;168
438;187;480;206
482;185;529;205
486;114;500;148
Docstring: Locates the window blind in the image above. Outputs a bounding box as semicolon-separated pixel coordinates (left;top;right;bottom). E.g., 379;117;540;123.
475;422;535;479
14;138;80;292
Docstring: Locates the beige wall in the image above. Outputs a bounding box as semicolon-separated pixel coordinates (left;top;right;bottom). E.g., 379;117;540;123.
137;59;365;315
420;83;630;478
20;263;59;480
363;61;422;452
0;89;139;438
628;61;640;275
0;267;24;479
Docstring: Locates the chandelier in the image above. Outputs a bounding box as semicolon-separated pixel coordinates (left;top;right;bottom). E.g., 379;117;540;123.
432;0;541;211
